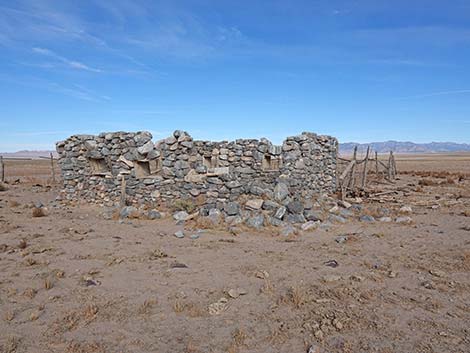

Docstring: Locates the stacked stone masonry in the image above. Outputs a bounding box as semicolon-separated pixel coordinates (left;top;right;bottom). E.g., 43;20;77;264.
56;130;338;226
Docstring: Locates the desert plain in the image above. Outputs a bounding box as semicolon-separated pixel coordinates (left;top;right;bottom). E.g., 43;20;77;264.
0;153;469;353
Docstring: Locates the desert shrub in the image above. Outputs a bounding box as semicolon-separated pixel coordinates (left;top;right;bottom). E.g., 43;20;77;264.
32;207;47;217
419;178;439;186
172;199;196;213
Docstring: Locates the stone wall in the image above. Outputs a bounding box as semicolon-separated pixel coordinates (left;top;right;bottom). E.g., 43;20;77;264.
56;130;337;226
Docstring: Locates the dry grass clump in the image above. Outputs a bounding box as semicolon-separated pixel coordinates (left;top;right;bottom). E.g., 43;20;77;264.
278;285;306;309
227;328;248;353
260;279;275;295
4;310;15;322
173;299;185;313
150;248;168;259
83;304;99;322
172;199;197;213
18;239;27;249
23;288;37;299
9;200;20;208
32;207;47;217
138;298;158;315
2;335;20;353
66;341;106;353
172;299;206;317
191;216;217;229
44;278;54;290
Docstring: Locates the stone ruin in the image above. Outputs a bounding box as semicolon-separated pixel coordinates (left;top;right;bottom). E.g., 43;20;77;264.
56;130;338;228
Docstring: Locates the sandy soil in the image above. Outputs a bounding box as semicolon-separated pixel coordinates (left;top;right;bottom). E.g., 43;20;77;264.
0;158;469;353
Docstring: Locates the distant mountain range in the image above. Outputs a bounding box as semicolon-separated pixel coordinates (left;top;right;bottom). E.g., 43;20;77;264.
339;141;470;154
0;150;58;159
1;141;470;159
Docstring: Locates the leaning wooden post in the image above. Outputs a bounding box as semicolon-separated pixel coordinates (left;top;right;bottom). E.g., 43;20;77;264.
348;146;358;190
0;156;4;182
50;153;56;183
392;155;397;179
361;146;370;188
119;175;127;208
387;151;393;180
375;151;379;178
339;160;356;201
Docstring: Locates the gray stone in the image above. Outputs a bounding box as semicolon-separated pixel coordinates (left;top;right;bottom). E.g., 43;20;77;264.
147;209;161;220
174;160;190;170
119;206;138;219
301;221;319;231
328;214;347;224
245;199;264;210
395;216;413;224
286;213;306;224
226;215;243;226
84;140;97;150
287;200;304;214
335;235;348;243
339;209;354;218
134;132;152;145
273;182;289;202
359;215;375;223
208;208;222;225
173;211;189;222
304;209;323;222
174;230;185;238
262;200;279;211
268;216;283;227
274;206;287;220
137;140;154;155
280;224;296;236
226;181;242;189
224;201;240;216
245;214;265;229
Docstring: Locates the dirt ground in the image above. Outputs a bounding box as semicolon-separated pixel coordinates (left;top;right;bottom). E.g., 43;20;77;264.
0;156;469;353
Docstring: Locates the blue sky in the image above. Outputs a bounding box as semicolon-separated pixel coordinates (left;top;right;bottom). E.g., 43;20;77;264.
1;0;469;151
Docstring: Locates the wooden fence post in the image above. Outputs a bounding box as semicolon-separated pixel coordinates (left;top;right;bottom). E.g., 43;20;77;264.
375;151;379;178
348;146;358;190
392;152;397;179
50;153;56;183
361;146;370;188
387;151;393;180
0;156;4;183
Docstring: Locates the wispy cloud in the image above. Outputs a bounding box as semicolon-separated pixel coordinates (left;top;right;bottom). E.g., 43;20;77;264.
32;47;102;73
0;73;110;102
396;89;470;100
11;130;71;137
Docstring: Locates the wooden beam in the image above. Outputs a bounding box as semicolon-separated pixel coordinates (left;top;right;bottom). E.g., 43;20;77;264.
50;153;56;183
361;146;370;188
347;146;358;189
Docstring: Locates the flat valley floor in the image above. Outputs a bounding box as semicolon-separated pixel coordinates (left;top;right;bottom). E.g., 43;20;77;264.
0;154;469;353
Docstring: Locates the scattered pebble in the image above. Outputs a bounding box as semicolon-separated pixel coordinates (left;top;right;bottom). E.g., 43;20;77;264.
429;269;446;278
255;270;269;279
227;288;248;299
208;297;229;315
174;230;185;239
324;259;338;268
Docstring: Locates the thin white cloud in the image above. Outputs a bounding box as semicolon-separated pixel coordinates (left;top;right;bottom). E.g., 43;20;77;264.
32;47;102;73
11;131;71;137
397;90;470;100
